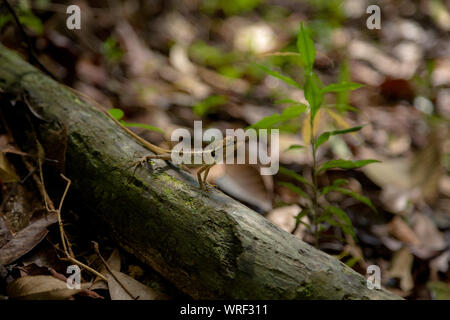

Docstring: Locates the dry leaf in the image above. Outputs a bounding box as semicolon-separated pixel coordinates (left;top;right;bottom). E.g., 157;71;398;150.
0;213;57;265
411;213;446;259
7;275;81;300
363;157;412;191
90;249;121;291
432;58;450;86
215;164;273;212
107;270;165;300
239;104;274;125
387;216;420;246
266;205;301;233
430;250;449;279
3;183;38;232
0;152;19;183
349;40;419;79
279;134;308;165
0;216;11;248
115;21;163;77
388;247;414;293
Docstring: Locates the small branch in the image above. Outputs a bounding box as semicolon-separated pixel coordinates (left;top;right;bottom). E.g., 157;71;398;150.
30;161;106;281
309;115;320;248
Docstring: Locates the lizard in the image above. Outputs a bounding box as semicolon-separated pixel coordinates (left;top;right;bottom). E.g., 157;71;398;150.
63;85;240;190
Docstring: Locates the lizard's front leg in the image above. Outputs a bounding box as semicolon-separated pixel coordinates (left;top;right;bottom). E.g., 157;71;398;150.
132;153;193;177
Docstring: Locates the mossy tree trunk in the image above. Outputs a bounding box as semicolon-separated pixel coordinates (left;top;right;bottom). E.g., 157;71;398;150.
0;45;400;300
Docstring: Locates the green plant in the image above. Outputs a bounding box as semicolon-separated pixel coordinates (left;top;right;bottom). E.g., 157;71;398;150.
193;95;227;117
102;36;123;64
108;108;163;134
0;0;44;34
250;22;379;247
200;0;263;16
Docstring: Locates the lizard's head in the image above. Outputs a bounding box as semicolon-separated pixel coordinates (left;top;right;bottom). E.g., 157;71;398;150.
208;136;244;161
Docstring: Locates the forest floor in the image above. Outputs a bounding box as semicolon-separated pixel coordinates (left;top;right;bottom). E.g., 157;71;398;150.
0;0;449;300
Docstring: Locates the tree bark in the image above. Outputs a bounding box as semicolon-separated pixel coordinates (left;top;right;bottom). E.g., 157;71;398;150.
0;44;401;300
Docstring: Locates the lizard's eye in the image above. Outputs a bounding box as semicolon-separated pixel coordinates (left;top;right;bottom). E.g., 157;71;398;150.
211;150;216;158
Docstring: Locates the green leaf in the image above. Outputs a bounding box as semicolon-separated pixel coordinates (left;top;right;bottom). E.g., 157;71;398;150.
102;36;124;63
275;99;302;105
315;125;364;148
109;108;163;133
19;12;44;35
325;205;355;237
296;209;311;230
109;108;124;120
279;167;312;186
296;22;315;72
0;15;11;30
193;95;227;117
285;144;304;151
278;182;310;199
295;209;309;222
337;61;350;108
345;256;361;268
279;104;308;119
304;73;323;119
320;179;348;195
248;104;307;129
257;65;301;89
321;82;364;93
333;104;359;113
121;122;164;134
248;114;281;129
318;159;380;174
334;188;377;213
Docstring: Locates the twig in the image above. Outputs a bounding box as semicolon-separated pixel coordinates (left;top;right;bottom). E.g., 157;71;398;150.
0;147;58;162
27;158;106;281
92;242;138;300
55;174;107;281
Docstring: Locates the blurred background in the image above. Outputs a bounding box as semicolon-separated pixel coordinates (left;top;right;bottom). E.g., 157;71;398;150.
0;0;449;299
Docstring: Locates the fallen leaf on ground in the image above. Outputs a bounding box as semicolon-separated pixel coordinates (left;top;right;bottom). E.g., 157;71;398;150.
215;164;273;212
107;270;166;300
90;248;121;291
278;134;308;165
266;204;301;233
48;269;103;299
0;152;19;183
7;275;81;300
388;247;414;293
0;216;11;248
387;216;420;246
430;250;449;279
0;213;57;265
411;213;446;259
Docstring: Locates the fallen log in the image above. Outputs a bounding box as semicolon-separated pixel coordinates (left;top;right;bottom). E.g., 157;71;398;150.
0;44;400;300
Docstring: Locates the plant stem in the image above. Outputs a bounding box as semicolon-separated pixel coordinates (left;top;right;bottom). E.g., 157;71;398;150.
309;114;320;248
